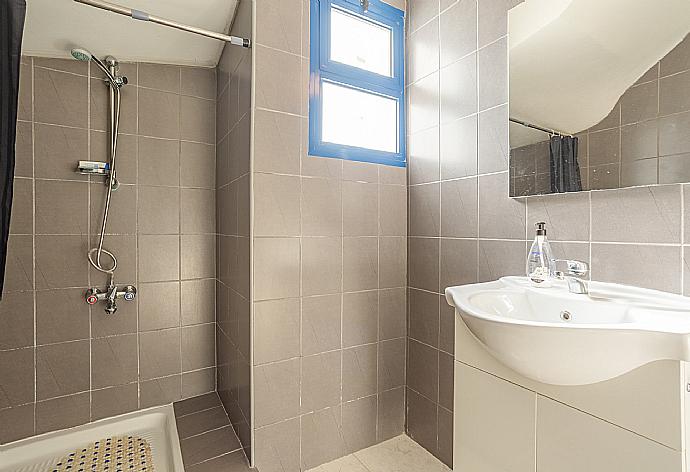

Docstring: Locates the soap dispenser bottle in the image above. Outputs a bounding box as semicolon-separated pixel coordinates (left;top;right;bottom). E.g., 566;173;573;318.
527;222;555;287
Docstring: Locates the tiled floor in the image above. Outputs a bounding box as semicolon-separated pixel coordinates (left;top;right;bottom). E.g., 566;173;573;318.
173;392;250;471
173;395;448;472
306;435;451;472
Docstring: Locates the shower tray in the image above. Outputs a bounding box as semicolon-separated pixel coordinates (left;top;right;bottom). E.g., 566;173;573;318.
0;405;184;472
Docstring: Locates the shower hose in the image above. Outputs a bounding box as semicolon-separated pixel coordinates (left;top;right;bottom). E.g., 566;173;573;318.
88;82;121;286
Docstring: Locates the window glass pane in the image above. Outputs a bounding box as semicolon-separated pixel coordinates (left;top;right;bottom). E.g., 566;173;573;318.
321;81;398;153
330;7;393;77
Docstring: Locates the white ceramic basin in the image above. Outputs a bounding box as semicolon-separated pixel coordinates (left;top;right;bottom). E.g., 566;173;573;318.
445;276;690;385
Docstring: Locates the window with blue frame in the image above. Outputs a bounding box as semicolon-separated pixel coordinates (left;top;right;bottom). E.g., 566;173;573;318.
309;0;406;167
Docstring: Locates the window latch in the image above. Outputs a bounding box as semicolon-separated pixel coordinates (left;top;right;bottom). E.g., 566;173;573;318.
360;0;369;12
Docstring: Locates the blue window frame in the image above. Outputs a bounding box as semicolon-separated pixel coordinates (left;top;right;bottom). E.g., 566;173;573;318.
309;0;406;167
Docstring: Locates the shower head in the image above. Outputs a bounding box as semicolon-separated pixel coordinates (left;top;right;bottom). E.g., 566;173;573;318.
70;48;93;62
69;47;124;88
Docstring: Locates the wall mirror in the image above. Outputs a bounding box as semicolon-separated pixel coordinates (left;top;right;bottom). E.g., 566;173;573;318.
509;0;690;197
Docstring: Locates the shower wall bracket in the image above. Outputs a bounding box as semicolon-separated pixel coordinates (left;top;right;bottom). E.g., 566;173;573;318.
78;160;110;176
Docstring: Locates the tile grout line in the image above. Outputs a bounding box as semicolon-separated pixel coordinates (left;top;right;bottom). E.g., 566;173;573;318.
135;61;142;410
87;58;93;422
31;56;37;435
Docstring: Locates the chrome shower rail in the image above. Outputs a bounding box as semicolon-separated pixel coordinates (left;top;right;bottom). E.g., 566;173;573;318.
73;0;251;48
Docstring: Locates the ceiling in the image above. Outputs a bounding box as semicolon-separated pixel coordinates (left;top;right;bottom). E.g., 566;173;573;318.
510;0;690;147
22;0;240;67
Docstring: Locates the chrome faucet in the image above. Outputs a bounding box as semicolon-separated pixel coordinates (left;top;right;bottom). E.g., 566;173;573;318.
85;284;137;314
553;259;589;294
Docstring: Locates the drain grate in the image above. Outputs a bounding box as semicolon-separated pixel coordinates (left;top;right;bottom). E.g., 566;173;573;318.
49;435;154;472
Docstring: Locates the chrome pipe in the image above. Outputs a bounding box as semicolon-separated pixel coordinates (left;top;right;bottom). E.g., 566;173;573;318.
73;0;251;48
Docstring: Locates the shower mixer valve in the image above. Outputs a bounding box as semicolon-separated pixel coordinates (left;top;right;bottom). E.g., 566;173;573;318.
85;285;137;315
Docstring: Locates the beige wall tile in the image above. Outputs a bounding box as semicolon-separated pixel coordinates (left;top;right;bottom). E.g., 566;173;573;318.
440;53;477;124
343;237;379;291
342;344;377;401
181;67;216;100
36;340;90;400
181;188;216;234
408;338;438;401
254;359;301;427
36;393;90;435
408;237;439;292
380;185;407;236
302;294;342;355
409;126;440;185
0;291;34;349
379;237;407;288
301;406;346;470
591;243;681;292
139;136;180;186
301;351;341;413
181;234;216;280
342;396;378;454
377;387;406;442
591;185;681;243
254;298;301;365
138;186;180;234
0;348;34;408
181;96;215;144
254;109;301;174
526;192;590;241
254;237;301;300
139;63;180;93
409;183;440;237
138;281;181;331
255;418;301;472
439;0;477;68
343;291;378;348
478;172;526;239
138;234;179;282
302;237;343;296
34;124;87;180
181;324;216;371
406;388;438;453
379;288;407;341
34;68;87;127
440;178;477;238
91;335;138;388
255;46;301;114
343;182;379;236
139;328;181;380
408;72;439;134
255;0;302;54
302;177;342;237
138;88;180;139
254;173;301;237
408;20;440;84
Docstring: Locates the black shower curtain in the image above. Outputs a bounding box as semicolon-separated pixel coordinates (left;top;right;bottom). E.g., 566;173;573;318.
549;135;582;193
0;0;26;298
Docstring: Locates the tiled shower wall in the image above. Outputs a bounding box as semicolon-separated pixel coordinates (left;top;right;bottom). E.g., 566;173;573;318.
0;57;217;444
249;0;408;471
406;0;690;467
216;0;253;459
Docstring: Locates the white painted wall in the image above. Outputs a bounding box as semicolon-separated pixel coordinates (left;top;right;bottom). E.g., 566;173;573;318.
22;0;239;67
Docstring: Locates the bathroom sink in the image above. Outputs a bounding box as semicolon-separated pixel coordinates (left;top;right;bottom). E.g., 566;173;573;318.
445;277;690;385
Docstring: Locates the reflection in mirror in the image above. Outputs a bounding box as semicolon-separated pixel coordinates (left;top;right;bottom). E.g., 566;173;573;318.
509;0;690;197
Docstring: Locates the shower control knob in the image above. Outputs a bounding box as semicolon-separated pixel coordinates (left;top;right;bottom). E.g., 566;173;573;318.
85;289;100;305
122;285;137;301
